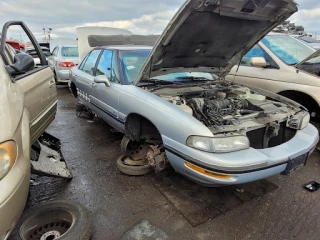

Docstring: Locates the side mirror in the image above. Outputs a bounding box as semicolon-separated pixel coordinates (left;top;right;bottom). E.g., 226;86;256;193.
5;53;35;76
94;75;111;87
250;57;267;68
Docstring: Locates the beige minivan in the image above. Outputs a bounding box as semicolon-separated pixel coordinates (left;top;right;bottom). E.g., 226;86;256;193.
227;33;320;119
0;22;57;239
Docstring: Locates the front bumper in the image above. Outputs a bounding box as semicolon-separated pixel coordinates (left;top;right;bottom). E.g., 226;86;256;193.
0;161;30;239
163;123;319;186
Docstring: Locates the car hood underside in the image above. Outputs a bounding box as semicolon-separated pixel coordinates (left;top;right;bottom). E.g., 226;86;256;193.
134;0;297;84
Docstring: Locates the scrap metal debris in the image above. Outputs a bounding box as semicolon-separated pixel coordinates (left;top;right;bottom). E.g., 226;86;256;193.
31;132;72;179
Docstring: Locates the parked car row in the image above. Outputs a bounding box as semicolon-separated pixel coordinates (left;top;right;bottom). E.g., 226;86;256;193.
1;0;320;239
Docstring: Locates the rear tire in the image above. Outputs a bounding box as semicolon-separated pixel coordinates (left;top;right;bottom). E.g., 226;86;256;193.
117;155;152;176
53;70;61;85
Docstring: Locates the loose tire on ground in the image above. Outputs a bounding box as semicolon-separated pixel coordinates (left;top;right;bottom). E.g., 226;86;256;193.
19;200;91;240
117;155;153;176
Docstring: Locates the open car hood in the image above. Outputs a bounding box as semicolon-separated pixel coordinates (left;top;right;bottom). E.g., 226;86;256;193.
134;0;297;85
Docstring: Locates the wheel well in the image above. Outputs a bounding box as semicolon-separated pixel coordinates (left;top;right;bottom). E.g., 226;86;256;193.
70;82;78;98
278;90;319;113
125;114;162;142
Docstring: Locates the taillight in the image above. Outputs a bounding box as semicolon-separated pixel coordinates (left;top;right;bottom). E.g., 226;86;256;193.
58;62;75;68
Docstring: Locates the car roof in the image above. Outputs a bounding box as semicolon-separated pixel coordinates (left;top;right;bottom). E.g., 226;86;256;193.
59;45;78;48
98;45;153;51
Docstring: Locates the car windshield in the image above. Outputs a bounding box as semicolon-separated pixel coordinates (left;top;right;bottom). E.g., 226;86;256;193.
119;49;150;84
61;46;79;57
119;49;215;84
299;36;320;44
261;35;316;65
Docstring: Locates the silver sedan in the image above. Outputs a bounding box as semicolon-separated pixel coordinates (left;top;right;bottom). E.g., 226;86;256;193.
70;0;318;187
48;45;79;83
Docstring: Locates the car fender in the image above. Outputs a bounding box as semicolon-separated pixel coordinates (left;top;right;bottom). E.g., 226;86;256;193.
119;85;213;144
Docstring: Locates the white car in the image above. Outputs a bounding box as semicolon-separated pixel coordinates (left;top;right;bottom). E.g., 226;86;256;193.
227;33;320;119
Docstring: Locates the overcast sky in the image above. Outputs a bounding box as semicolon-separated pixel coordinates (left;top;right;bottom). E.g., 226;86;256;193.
0;0;319;41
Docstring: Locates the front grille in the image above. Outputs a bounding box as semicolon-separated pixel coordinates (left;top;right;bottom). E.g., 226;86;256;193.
247;122;296;149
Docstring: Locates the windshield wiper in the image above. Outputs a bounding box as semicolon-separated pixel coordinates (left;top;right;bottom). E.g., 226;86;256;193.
175;76;211;81
137;79;176;87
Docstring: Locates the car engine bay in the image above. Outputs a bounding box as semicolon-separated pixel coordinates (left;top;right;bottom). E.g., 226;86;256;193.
150;82;308;149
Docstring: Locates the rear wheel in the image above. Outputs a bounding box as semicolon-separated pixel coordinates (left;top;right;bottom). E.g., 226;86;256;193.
53;70;61;85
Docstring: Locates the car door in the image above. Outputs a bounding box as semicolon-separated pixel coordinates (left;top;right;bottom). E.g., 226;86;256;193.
90;49;123;130
75;49;102;107
48;46;58;70
1;22;57;144
227;44;278;90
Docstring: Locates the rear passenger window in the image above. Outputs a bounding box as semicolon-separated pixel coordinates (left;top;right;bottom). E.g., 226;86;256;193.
81;50;101;76
78;54;89;70
96;50;112;78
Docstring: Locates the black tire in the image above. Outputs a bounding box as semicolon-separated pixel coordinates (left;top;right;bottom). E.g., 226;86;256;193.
53;70;61;85
117;155;153;176
19;200;91;240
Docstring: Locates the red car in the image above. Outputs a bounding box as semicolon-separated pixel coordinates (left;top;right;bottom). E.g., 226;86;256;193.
6;40;26;51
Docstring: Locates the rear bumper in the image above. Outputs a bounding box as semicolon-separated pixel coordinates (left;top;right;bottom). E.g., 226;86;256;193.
163;123;319;186
56;69;71;82
0;161;30;239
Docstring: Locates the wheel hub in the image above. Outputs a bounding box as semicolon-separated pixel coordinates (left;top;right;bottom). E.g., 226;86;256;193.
40;230;61;240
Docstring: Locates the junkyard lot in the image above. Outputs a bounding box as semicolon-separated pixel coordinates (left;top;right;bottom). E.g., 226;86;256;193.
10;86;320;240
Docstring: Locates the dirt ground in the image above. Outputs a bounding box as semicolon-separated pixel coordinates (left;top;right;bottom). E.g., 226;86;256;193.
10;86;320;240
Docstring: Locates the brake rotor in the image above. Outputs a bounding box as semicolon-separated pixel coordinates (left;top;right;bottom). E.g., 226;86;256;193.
127;144;149;161
121;136;149;161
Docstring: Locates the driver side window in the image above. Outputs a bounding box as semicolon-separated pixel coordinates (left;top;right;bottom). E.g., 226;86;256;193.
241;44;277;68
96;50;112;79
95;50;120;83
81;49;101;76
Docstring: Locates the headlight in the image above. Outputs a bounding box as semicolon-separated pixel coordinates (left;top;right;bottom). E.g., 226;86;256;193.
287;111;310;130
0;141;17;180
187;135;249;153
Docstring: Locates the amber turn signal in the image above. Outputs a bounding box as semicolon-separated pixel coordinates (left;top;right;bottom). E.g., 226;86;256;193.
185;162;230;179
